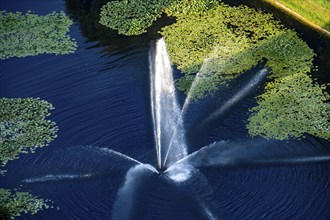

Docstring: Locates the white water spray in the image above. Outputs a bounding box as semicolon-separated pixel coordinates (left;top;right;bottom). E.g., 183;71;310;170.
112;164;154;219
202;68;268;124
22;174;93;183
100;148;159;173
150;38;187;169
166;140;330;169
181;60;210;113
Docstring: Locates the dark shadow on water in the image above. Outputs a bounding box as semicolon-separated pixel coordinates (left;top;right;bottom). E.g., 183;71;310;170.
64;0;176;51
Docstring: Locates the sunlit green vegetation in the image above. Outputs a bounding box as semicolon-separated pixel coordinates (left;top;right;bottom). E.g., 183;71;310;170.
0;11;77;60
99;0;164;35
248;73;330;140
267;0;330;31
163;0;218;16
0;98;58;174
245;31;330;140
160;3;329;140
0;189;49;219
161;4;279;97
98;0;330;140
99;0;218;35
161;4;314;98
0;98;58;218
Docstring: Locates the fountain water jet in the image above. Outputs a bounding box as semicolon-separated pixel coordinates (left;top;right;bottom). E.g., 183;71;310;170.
22;174;93;183
166;139;330;169
112;164;154;219
150;38;187;169
201;68;268;125
100;148;159;173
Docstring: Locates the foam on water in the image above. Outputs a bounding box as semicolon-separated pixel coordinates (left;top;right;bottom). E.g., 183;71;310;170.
165;163;196;182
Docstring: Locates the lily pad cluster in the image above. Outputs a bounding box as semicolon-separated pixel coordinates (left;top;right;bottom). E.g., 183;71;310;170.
99;0;218;35
0;11;77;60
0;98;58;174
248;73;330;140
160;4;314;97
99;0;164;35
0;188;49;219
159;3;329;140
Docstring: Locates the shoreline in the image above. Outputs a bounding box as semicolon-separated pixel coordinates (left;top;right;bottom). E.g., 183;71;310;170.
262;0;330;38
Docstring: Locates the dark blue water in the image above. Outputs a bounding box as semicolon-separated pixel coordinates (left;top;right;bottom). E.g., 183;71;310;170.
1;1;330;219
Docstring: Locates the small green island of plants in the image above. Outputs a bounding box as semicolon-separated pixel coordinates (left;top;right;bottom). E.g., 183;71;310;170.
0;98;58;219
0;188;50;220
0;11;77;60
0;98;58;173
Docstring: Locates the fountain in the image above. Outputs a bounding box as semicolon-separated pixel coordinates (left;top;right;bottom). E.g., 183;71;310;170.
23;38;329;182
13;38;330;219
148;37;330;178
149;38;187;170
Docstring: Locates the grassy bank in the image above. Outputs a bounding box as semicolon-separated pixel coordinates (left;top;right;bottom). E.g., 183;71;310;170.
263;0;330;36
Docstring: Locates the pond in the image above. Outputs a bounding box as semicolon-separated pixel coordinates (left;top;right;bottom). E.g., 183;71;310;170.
1;0;330;219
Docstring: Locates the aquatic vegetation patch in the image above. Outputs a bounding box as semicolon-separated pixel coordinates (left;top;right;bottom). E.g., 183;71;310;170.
163;0;219;16
0;188;49;219
99;0;164;35
99;0;218;35
247;73;330;140
161;4;315;98
0;11;77;59
160;3;329;140
0;98;58;174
